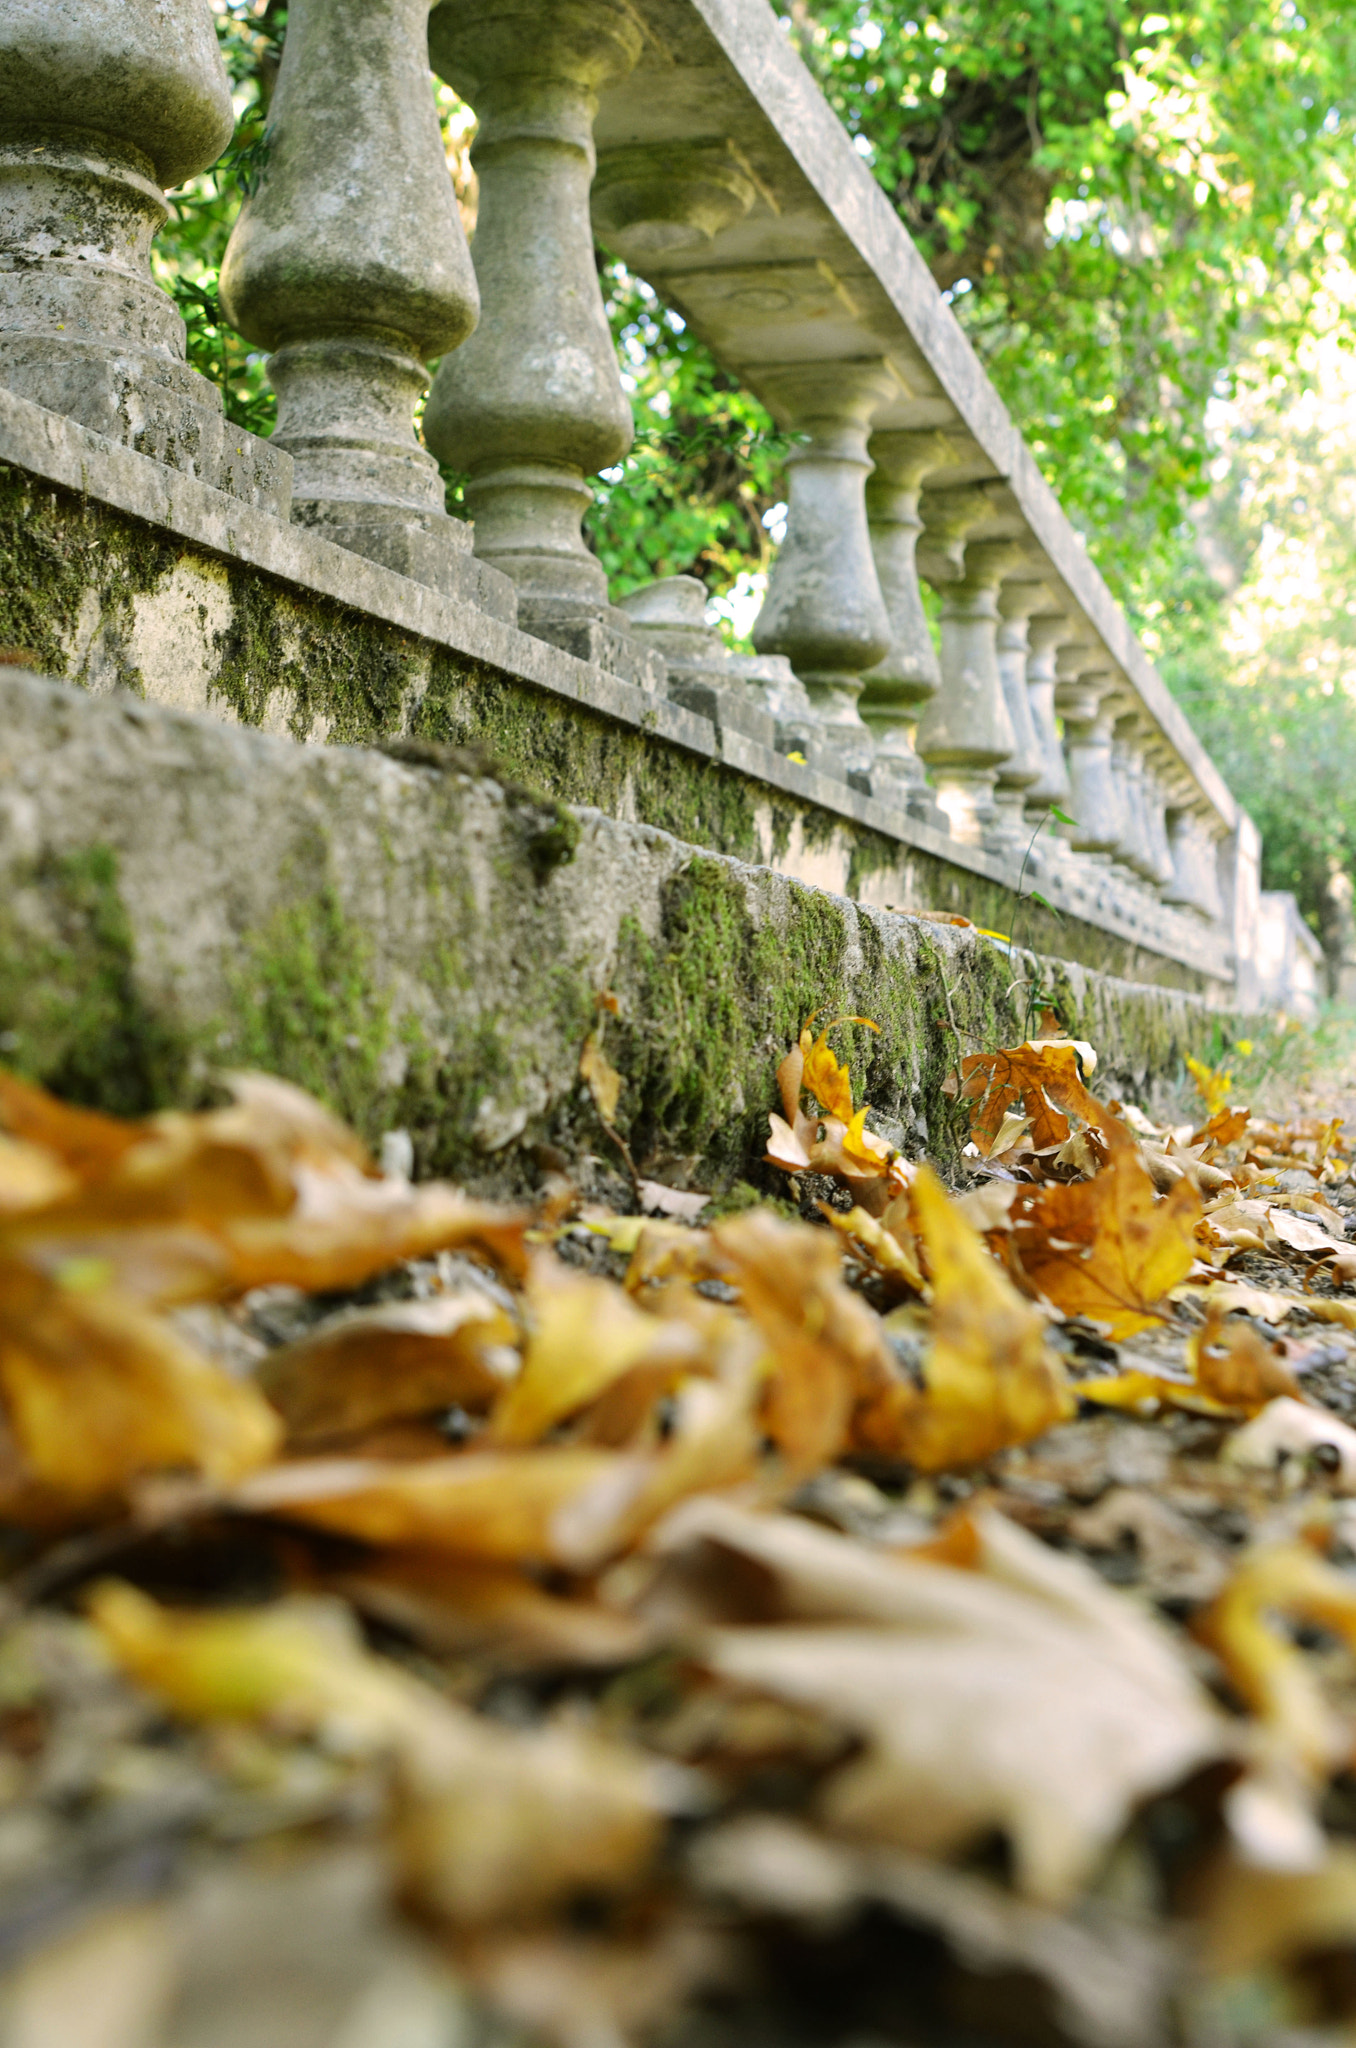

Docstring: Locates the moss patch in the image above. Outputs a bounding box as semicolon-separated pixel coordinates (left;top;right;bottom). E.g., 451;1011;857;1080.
0;463;177;691
0;845;192;1115
221;886;395;1134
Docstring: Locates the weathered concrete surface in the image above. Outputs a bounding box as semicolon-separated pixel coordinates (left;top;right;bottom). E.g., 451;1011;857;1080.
0;670;1236;1192
0;387;1235;991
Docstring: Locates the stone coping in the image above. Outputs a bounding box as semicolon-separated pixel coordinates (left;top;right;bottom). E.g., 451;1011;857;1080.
0;387;1232;985
594;0;1238;831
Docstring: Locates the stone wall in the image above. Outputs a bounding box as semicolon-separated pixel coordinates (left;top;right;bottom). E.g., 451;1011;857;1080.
0;669;1230;1191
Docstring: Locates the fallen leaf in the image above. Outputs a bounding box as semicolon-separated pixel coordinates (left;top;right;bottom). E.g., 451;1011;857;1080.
646;1499;1225;1905
713;1210;896;1473
90;1580;664;1925
488;1256;702;1447
1190;1311;1303;1415
1268;1208;1348;1258
259;1291;520;1447
1222;1397;1356;1492
853;1167;1072;1470
1198;1545;1356;1779
952;1042;1104;1160
580;1036;624;1126
1004;1117;1202;1339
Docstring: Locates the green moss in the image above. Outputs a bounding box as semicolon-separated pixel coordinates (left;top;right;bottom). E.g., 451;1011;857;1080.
844;826;903;899
416;658;765;863
222;886;394;1133
0;463;177;690
0;845;192;1114
209;567;425;741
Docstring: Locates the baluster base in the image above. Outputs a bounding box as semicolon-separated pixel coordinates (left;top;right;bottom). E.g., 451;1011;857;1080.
929;766;999;845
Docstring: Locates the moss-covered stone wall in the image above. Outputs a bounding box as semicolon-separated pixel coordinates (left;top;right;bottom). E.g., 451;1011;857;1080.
0;463;1225;994
0;671;1244;1195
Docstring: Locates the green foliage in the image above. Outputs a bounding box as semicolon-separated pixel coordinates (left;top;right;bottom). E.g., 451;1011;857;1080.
152;2;285;436
584;266;793;620
789;0;1356;610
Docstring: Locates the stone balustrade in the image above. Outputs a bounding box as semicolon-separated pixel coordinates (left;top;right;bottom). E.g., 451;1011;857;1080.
0;0;1315;1015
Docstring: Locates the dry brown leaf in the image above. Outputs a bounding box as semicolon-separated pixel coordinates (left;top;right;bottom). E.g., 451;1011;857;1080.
258;1292;520;1447
1190;1311;1303;1414
645;1498;1224;1905
1005;1117;1202;1339
580;1035;624;1126
952;1042;1104;1160
488;1255;703;1447
712;1210;897;1472
1191;1105;1252;1155
853;1167;1072;1471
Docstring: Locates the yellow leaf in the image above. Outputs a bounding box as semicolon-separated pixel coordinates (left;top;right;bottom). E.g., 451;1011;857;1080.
488;1256;701;1446
798;1013;879;1126
854;1166;1072;1470
90;1580;664;1926
580;1034;624;1125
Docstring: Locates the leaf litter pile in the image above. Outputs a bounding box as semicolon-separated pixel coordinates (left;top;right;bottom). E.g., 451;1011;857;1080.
11;1033;1356;2045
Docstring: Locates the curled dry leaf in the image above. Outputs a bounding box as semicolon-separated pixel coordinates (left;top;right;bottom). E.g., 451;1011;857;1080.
853;1167;1072;1471
1223;1396;1356;1493
1198;1544;1356;1780
643;1498;1224;1905
766;1016;901;1214
825;1203;925;1294
488;1255;704;1447
712;1210;898;1474
259;1291;520;1448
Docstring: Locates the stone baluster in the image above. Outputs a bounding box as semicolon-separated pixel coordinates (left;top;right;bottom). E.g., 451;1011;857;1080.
220;0;511;612
751;360;897;782
591;143;757;263
1164;806;1226;922
1109;718;1158;887
1021;614;1075;867
424;0;660;681
615;576;774;747
988;579;1055;855
1140;755;1178;892
0;0;288;510
859;429;953;825
914;519;1021;843
1057;654;1122;861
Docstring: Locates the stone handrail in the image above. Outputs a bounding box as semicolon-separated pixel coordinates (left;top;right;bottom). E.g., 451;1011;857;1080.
0;0;1269;1002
